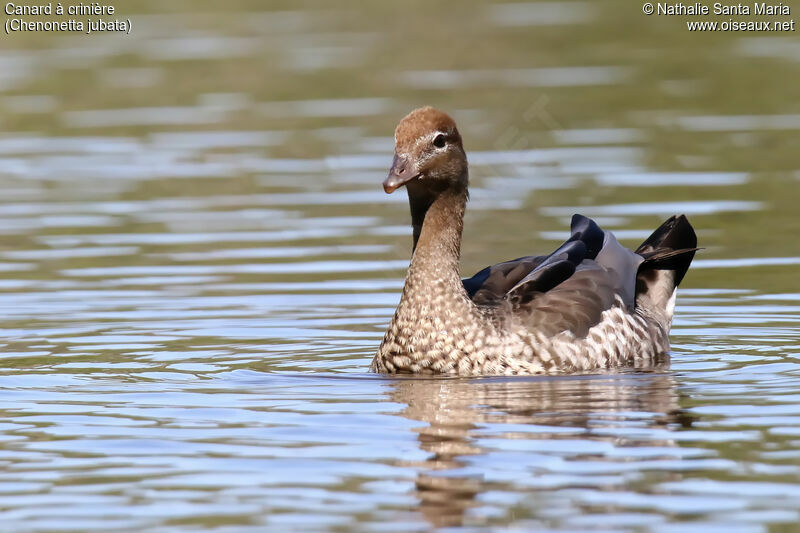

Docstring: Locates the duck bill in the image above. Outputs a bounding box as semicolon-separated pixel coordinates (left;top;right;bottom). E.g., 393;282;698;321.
383;155;419;193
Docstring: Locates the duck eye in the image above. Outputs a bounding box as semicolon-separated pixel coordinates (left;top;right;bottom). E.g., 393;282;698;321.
433;134;446;148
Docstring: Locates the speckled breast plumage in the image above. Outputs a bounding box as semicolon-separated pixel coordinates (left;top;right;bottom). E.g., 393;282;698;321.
371;291;670;376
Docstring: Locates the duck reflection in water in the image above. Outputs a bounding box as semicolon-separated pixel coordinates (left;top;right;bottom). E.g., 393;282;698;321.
388;371;692;528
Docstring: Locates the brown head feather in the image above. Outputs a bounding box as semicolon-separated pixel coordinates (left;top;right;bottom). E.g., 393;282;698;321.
394;106;462;152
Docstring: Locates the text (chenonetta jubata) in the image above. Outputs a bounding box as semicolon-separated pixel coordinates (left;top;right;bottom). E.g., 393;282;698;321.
371;107;697;375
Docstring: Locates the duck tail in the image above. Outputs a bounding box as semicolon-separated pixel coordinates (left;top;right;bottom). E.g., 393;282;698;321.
634;215;698;322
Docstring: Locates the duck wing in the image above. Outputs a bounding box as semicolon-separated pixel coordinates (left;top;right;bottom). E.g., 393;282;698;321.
462;214;607;306
506;261;629;337
463;215;644;337
462;255;547;306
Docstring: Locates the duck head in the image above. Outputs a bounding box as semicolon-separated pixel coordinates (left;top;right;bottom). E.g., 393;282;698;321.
383;106;468;194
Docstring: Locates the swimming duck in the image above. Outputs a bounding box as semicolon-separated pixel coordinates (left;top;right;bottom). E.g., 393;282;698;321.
371;107;697;375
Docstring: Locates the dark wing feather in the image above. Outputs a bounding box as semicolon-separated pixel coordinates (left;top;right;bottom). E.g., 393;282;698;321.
507;259;576;304
462;214;605;304
635;214;697;286
507;239;587;298
463;214;645;338
634;214;698;318
509;264;619;337
568;213;605;258
463;255;547;306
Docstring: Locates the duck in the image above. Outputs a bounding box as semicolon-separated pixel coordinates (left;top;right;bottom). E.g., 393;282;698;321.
370;106;698;375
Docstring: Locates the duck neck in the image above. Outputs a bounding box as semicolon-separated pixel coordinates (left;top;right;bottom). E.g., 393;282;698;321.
408;183;436;252
405;183;468;292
